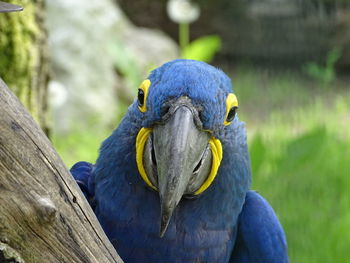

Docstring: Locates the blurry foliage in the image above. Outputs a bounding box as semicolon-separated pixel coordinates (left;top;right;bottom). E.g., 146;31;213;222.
183;35;221;63
110;38;143;90
119;0;350;68
250;125;350;263
52;115;113;167
234;68;350;263
303;47;342;87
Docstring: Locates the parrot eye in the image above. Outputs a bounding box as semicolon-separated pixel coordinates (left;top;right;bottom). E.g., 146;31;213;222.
138;79;151;113
226;106;238;123
138;89;145;107
224;93;239;126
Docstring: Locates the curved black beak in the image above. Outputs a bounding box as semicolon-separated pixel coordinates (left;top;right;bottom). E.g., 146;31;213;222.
0;1;23;13
152;99;211;237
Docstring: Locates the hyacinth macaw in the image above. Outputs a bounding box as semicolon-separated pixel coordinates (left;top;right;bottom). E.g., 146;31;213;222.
71;59;288;263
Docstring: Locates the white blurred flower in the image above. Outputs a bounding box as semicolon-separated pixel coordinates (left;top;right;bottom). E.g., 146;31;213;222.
167;0;200;24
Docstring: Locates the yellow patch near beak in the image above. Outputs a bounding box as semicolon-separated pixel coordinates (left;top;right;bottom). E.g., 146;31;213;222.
135;128;223;195
194;137;223;195
136;127;157;190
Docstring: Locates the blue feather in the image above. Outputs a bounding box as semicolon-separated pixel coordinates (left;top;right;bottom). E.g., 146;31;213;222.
231;191;289;262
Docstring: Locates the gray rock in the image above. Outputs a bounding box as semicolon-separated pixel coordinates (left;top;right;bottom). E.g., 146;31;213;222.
47;0;179;133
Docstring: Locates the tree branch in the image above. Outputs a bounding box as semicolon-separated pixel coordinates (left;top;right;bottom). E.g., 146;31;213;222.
0;78;123;263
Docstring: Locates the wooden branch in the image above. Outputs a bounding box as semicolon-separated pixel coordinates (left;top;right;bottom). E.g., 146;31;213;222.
0;78;123;263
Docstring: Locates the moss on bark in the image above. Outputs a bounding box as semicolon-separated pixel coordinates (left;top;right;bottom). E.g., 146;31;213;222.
0;0;49;134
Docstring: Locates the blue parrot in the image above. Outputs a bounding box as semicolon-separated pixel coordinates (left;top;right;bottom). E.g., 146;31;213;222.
71;59;288;263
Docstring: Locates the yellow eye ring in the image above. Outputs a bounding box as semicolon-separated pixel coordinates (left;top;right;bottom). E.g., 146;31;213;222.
138;79;151;112
224;93;238;126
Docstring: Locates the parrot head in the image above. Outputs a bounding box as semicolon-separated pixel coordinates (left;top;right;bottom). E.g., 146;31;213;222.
134;59;239;236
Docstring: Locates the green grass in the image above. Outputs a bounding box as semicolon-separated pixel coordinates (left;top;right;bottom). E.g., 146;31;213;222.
52;127;108;168
52;104;130;168
234;68;350;263
53;67;350;262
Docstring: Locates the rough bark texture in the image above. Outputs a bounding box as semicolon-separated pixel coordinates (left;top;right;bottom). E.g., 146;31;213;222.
0;78;123;263
0;0;49;134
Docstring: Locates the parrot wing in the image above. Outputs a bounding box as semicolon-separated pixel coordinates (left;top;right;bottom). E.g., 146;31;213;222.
230;190;289;263
70;161;96;209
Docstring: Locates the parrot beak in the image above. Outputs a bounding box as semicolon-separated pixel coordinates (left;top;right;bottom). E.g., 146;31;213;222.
151;98;211;237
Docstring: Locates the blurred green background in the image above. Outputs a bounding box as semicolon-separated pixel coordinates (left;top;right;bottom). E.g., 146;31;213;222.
1;0;350;262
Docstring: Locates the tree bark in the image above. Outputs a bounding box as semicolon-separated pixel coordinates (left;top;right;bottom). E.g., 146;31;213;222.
0;0;50;135
0;78;123;262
